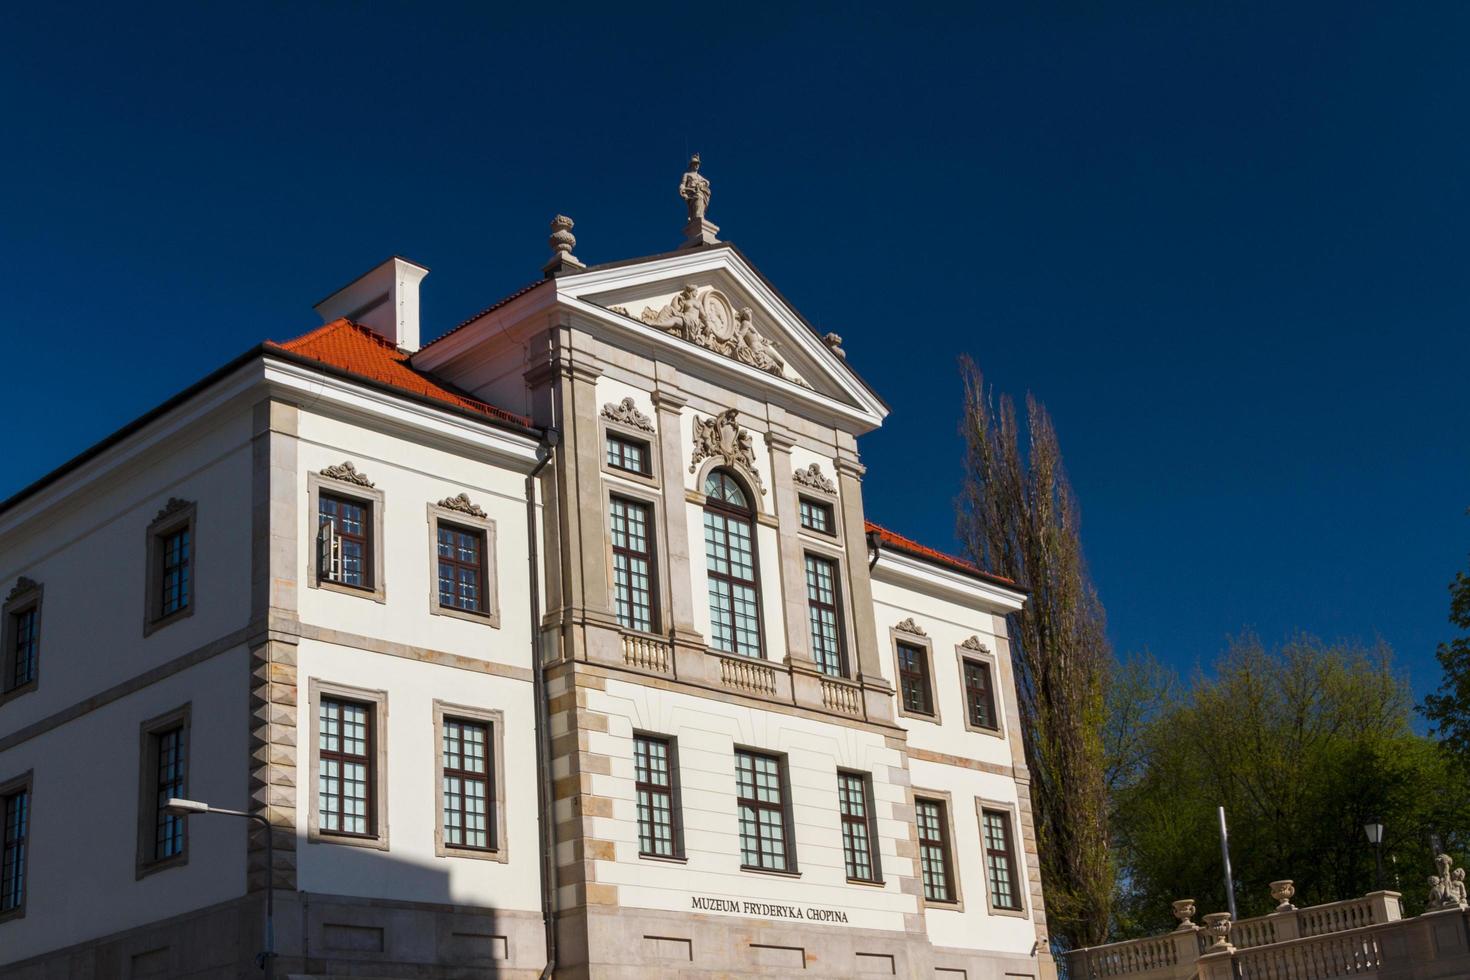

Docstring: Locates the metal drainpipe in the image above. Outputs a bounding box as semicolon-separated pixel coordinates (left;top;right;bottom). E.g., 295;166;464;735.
527;430;559;980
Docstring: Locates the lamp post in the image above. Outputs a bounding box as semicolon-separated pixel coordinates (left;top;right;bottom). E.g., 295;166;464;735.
1363;817;1385;892
164;799;275;979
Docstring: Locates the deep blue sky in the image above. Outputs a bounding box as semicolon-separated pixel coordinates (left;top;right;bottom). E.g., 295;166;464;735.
3;4;1466;701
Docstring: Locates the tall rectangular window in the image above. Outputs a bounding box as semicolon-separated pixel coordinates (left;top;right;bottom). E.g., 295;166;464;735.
799;497;834;535
963;659;998;730
916;797;955;903
606;434;651;475
153;726;186;860
4;593;39;694
804;555;846;677
983;808;1022;911
635;734;681;858
158;526;191;618
838;771;880;883
611;497;657;633
703;472;762;658
318;697;373;836
736;749;792;872
319;493;371;589
441;717;492;850
897;642;934;715
1;784;27;915
437;524;487;613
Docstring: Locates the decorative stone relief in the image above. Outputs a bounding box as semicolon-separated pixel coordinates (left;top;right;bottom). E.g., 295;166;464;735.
1270;879;1296;911
6;576;38;602
634;284;809;387
823;332;847;361
320;461;375;488
894;617;927;637
960;635;990;653
689;409;765;495
792;462;837;495
1429;853;1469;909
437;493;486;519
153;497;192;523
1171;898;1197;931
543;214;584;274
600;397;655;433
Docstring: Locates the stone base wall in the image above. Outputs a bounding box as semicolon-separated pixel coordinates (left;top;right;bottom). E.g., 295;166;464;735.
2;892;547;980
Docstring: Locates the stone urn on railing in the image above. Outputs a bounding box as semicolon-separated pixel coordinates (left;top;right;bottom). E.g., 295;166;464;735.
1172;898;1198;931
1271;879;1296;911
1202;912;1234;951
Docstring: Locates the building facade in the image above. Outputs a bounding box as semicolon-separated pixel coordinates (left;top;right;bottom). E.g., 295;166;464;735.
0;163;1055;979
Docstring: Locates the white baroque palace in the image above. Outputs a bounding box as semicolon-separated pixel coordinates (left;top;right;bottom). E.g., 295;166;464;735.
0;163;1055;979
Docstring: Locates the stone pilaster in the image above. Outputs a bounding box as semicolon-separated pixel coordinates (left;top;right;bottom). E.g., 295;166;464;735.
833;453;895;723
765;427;817;671
651;387;703;648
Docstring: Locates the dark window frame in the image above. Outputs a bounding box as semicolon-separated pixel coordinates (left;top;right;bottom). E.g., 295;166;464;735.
735;747;796;874
144;500;196;636
703;469;765;659
895;639;936;718
1;579;42;701
440;715;495;852
962;658;999;731
432;701;506;861
318;695;377;840
136;704;191;878
634;732;684;860
0;770;32;923
837;769;882;883
915;794;959;906
318;491;374;591
436;520;489;615
804;553;848;678
605;433;653;476
610;495;660;634
981;804;1025;913
798;496;836;536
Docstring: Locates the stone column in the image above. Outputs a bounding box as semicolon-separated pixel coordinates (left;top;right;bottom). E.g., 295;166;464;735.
765;428;817;670
651;387;703;648
832;451;894;722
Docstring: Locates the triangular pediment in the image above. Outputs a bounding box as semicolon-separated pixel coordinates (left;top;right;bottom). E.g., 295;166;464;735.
559;246;888;430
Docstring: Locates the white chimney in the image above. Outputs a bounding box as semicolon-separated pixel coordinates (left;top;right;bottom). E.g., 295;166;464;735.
313;256;430;352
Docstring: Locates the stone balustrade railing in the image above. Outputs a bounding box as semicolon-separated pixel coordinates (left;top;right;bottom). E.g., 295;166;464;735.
819;676;862;715
718;654;777;696
1228;926;1384;979
621;632;671;674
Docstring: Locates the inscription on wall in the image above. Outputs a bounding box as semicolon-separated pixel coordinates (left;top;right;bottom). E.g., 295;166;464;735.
691;895;851;924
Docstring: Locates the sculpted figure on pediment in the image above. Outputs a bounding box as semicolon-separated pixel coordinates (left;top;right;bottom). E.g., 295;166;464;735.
640;285;703;337
637;284;806;385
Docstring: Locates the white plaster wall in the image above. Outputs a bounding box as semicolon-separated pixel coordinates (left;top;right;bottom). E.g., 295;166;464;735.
295;411;534;671
0;408;256;734
293;637;541;913
581;678;915;933
0;648;251;964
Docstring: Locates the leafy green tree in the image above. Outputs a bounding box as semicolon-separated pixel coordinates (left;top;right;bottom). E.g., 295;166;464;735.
1422;535;1470;759
1110;635;1470;938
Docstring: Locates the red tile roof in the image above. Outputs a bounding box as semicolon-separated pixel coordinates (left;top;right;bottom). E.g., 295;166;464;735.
267;319;531;428
865;521;1017;588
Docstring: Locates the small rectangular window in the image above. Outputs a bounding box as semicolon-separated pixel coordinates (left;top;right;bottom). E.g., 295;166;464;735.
152;727;186;860
915;797;955;903
158;526;191;618
606;434;651;476
982;808;1023;911
3;581;40;695
1;782;28;916
319;494;372;589
611;497;658;633
897;641;934;716
799;497;835;535
437;523;487;613
804;555;846;677
441;717;493;850
838;771;881;883
318;697;374;837
736;749;793;872
963;659;998;730
635;734;682;858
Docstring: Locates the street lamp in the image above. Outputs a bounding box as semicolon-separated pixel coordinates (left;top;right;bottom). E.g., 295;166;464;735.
164;799;276;978
1364;817;1385;892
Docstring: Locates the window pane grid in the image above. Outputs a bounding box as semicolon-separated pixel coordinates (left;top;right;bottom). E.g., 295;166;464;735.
983;810;1021;910
606;435;650;475
804;555;846;677
611;498;657;633
898;642;934;715
1;789;26;913
635;735;679;857
838;772;879;882
442;719;492;849
964;659;998;729
916;798;954;903
437;525;486;613
9;607;37;690
319;698;373;836
320;495;370;588
154;726;186;860
799;498;834;534
736;750;789;871
159;527;191;617
703;475;762;658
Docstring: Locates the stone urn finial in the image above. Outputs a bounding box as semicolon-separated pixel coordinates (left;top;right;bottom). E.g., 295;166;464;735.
543;215;585;276
1202;912;1234;951
1270;879;1296;911
1172;898;1198;931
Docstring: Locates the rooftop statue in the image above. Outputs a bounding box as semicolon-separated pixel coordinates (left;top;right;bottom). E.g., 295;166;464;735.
680;153;711;221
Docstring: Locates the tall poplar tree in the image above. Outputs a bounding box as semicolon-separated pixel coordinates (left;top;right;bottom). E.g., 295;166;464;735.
1423;528;1470;760
957;359;1114;948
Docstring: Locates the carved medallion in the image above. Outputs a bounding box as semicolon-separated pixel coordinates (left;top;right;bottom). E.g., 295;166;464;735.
792;463;837;495
320;461;375;488
690;409;765;494
153;497;192;523
634;284;808;387
960;635;990;653
894;617;927;637
437;493;486;519
600;397;655;433
6;576;39;603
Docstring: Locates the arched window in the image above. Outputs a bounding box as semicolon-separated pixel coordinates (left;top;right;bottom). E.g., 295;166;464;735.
702;469;763;658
